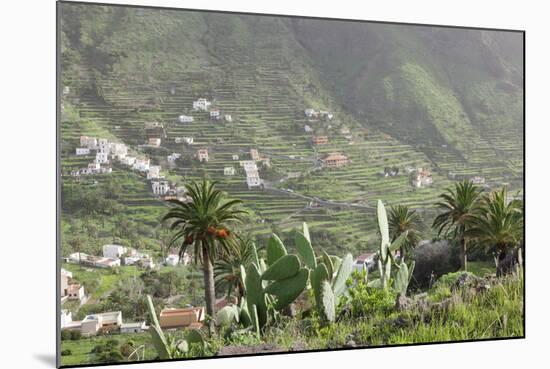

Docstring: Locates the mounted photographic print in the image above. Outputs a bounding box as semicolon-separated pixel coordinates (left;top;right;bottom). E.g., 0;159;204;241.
57;1;525;367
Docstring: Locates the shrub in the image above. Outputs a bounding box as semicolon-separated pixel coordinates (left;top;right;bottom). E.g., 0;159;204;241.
341;272;396;318
60;330;71;341
60;349;72;356
98;349;124;363
69;330;82;340
412;240;460;288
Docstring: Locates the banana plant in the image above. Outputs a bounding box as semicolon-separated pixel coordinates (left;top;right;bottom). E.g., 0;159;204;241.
146;295;205;359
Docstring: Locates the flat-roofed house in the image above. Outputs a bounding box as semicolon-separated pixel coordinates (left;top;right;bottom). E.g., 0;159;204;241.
76;148;90;156
224;167;235;176
209;109;220;119
152;180;170;196
121;156;136;166
304;108;317;118
67;283;85;303
133;158;150;172
95;152;109;164
224;114;232;122
103;244;127;259
98;139;110;154
81;311;122;336
192;98;211;111
121;321;147;333
322;153;350;168
148;138;161;147
196;149;209;163
147;165;162;180
178;115;194;123
80;136;98;149
232;154;239;161
110;143;128;159
159;307;204;329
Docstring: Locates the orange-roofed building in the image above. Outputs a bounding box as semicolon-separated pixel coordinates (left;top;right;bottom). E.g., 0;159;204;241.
322;153;350;168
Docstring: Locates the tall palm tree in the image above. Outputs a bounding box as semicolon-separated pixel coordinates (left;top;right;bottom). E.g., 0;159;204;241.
162;180;247;321
433;180;482;271
214;235;257;304
468;188;523;276
388;205;422;260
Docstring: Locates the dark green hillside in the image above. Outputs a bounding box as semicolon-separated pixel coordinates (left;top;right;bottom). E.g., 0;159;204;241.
59;3;523;255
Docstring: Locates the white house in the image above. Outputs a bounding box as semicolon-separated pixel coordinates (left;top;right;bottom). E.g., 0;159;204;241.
196;149;209;163
320;110;334;120
98;139;110;154
152;180;170;195
94;257;121;269
87;162;101;174
76;148;91;156
95;152;109;164
183;137;194;145
80;136;98;149
210;109;221;119
167;153;181;165
411;169;433;188
165;253;179;266
178;115;194;123
243;161;258;172
246;170;262;189
103;244;127;259
147;165;162;180
120;321;147;334
232;154;239;161
304;108;317;118
224;114;232;122
304;124;313;133
81;311;122;336
239;160;255;168
148;138;161;147
133;158;150;172
224;167;235;176
110;143;128;159
67;283;86;303
121;156;136;166
192;98;211;111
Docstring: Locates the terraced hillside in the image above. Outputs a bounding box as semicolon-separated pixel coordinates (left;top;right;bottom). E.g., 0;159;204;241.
59;4;523;255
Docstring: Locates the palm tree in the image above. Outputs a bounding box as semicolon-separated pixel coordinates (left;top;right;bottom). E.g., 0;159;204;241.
468;188;523;276
214;235;257;304
162;180;247;322
388;205;422;260
433;180;482;271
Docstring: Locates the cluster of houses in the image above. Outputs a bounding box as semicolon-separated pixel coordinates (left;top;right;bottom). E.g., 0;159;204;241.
61;302;206;336
185;98;232;123
71;136;129;176
61;309;148;336
232;148;270;189
304;108;334;121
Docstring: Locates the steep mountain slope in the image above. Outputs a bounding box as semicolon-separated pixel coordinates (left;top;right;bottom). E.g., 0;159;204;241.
59;3;523;253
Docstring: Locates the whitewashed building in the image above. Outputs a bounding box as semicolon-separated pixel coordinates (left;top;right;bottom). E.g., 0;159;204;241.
121;156;136;166
98;139;110;154
246;170;262;189
224;167;235;176
197;149;209;163
250;149;260;161
103;244;127;259
232;154;239;161
80;136;98;149
224;114;232;122
133;158;150;172
120;322;147;334
148;138;161;147
178;115;194;123
210;109;221;119
167;153;181;165
95;152;109;164
192;98;211;111
110;143;128;159
304;108;317;118
76;148;91;156
152;180;170;195
147;165;162;180
304;124;313;133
